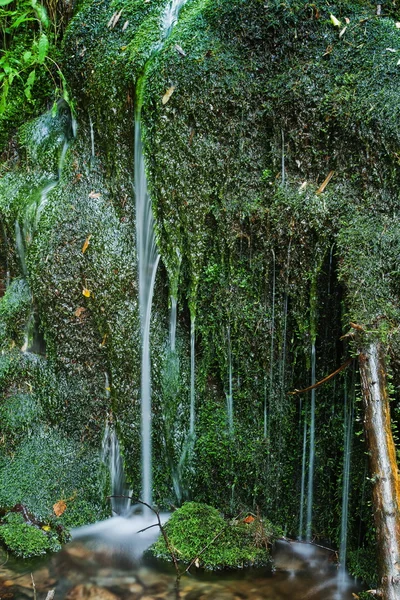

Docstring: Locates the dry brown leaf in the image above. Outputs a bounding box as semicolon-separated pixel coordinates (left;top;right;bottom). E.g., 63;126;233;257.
89;191;101;198
53;500;67;517
82;234;92;254
162;86;175;105
243;515;255;523
74;306;86;318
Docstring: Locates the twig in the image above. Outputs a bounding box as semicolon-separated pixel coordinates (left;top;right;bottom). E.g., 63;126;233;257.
136;523;159;534
31;573;37;600
45;591;55;600
289;357;352;395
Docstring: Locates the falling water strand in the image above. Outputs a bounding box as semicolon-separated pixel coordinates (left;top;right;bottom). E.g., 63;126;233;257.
263;377;268;438
280;238;291;398
306;342;316;541
135;118;160;509
226;324;233;433
299;405;308;540
190;316;196;436
102;423;131;516
135;0;188;509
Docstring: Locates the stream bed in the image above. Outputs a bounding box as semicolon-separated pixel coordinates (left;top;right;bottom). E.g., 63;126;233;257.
0;517;363;600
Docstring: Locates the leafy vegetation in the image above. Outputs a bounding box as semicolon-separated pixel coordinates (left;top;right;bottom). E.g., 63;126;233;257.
150;502;280;569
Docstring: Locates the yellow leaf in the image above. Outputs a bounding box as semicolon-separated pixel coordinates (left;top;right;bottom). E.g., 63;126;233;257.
162;86;175;105
100;333;108;347
42;525;51;531
82;234;92;254
330;14;341;27
53;500;67;517
82;288;91;298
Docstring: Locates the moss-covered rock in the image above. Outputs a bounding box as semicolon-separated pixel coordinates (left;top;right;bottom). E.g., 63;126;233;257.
0;512;62;559
150;501;280;569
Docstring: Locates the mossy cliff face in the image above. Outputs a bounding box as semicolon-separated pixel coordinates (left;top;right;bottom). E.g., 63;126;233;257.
1;0;400;578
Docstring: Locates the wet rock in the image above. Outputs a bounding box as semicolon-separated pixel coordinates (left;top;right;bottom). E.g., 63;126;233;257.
66;584;121;600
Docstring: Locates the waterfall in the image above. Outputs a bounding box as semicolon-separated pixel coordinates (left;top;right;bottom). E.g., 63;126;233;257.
135;0;188;508
226;324;233;433
102;423;131;516
306;342;316;541
135;117;160;508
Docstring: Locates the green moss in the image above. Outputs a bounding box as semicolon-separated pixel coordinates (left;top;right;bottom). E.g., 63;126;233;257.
0;512;61;559
0;278;31;349
150;501;279;569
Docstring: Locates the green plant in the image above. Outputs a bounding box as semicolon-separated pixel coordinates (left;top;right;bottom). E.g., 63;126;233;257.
0;0;70;116
150;502;280;570
0;511;61;558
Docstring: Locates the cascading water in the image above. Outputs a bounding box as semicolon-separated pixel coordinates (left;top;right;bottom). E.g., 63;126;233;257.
102;423;131;516
306;342;316;541
135;0;189;507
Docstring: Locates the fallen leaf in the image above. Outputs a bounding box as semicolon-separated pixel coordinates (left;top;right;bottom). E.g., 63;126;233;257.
339;26;347;38
386;47;398;53
122;20;129;31
82;288;91;298
42;525;51;531
74;306;86;318
53;500;67;517
345;17;350;24
100;333;108;347
162;86;175;105
396;22;400;28
82;234;92;254
330;14;341;27
243;515;255;523
89;191;101;198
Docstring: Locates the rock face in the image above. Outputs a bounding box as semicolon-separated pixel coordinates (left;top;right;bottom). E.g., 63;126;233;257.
1;0;400;587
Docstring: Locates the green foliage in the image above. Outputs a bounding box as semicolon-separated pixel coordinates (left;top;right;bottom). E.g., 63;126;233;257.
0;277;31;348
0;512;61;558
150;502;280;569
0;427;108;526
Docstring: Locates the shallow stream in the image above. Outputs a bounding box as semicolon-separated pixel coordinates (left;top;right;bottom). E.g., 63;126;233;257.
0;515;363;600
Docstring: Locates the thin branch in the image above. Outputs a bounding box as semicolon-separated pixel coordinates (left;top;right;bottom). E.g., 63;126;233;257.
289;357;353;395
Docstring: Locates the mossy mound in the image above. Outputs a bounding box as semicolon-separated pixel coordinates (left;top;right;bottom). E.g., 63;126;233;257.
0;512;63;559
150;501;280;569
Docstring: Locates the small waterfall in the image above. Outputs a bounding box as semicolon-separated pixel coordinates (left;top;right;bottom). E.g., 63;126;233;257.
134;0;188;507
306;342;316;541
226;324;233;433
161;0;188;38
102;423;131;516
189;315;196;436
135;117;160;508
338;380;354;582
